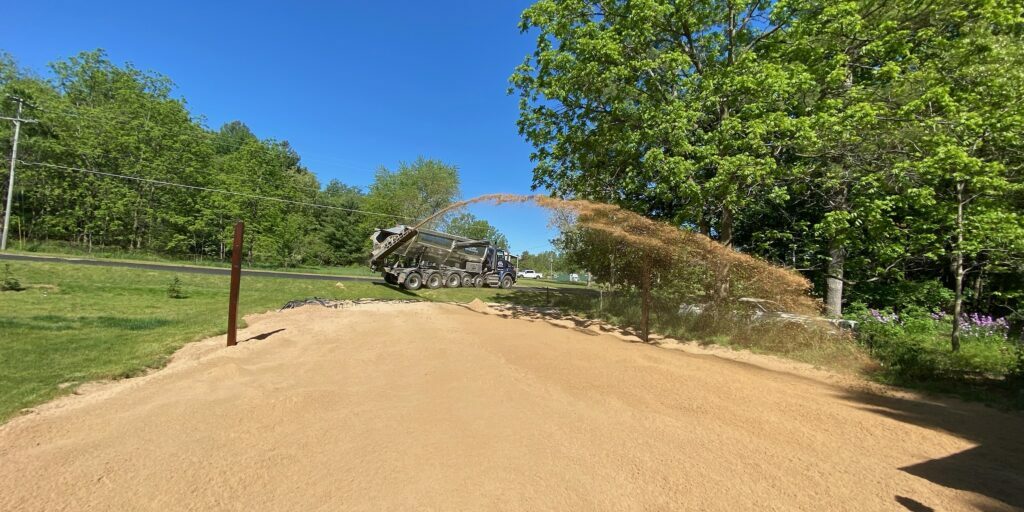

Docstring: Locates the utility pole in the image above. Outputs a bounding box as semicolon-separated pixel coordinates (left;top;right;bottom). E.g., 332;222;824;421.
1;97;36;251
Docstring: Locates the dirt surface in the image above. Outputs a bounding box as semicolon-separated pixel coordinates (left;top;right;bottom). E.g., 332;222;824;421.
2;302;1022;511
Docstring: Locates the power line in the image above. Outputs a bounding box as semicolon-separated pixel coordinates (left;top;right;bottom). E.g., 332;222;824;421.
20;103;372;198
25;101;380;175
16;160;412;221
16;138;332;199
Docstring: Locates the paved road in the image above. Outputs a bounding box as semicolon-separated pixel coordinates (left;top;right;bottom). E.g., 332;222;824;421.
0;253;592;294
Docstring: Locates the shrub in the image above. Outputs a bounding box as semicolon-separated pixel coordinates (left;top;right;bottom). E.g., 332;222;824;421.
166;276;185;299
849;306;1020;381
851;279;954;312
1;264;23;292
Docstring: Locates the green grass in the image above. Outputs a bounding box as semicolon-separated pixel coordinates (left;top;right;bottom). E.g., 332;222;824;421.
855;318;1024;409
7;240;377;277
0;261;511;422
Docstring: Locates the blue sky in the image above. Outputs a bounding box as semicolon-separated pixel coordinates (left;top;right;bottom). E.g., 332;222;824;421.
2;0;559;254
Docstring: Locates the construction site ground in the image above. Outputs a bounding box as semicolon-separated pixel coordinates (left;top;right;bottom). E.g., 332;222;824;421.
1;301;1022;511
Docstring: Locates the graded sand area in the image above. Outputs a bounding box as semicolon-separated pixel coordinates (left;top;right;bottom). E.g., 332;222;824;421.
1;302;1022;511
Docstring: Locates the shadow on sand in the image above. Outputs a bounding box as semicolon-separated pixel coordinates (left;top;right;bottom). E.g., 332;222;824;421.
838;389;1024;511
465;294;1024;511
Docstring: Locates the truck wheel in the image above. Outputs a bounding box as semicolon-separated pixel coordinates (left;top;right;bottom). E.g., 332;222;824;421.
403;272;422;291
446;273;461;288
461;274;473;288
384;273;397;285
500;275;514;289
473;275;484;288
426;272;443;289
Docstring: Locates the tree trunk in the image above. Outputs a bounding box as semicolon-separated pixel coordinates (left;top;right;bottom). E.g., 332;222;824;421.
826;239;845;318
950;182;965;352
972;267;984;310
952;255;964;352
640;254;652;343
609;248;616;287
719;205;733;247
698;209;710;237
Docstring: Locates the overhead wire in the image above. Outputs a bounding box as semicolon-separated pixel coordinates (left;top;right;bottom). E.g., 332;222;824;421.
22;101;382;178
9;102;507;233
15;160;413;221
13;108;361;198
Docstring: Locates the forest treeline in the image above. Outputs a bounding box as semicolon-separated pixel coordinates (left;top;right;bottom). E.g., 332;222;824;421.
0;51;506;268
513;0;1024;346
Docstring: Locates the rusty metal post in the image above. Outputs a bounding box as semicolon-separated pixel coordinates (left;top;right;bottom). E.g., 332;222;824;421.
226;221;244;347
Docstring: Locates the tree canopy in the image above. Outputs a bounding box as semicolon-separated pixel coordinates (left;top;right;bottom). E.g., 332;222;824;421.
443;212;510;250
512;0;1024;348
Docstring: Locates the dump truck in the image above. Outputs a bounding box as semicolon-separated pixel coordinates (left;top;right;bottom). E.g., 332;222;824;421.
370;225;518;290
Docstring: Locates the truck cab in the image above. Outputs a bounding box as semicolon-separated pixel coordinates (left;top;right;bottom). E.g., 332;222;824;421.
484;247;518;288
495;249;517;286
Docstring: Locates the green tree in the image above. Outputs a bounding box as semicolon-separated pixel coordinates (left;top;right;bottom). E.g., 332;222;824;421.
0;50;376;270
511;0;811;245
313;180;370;265
513;0;1024;332
362;157;460;230
519;249;571;276
890;5;1024;350
443;212;510;250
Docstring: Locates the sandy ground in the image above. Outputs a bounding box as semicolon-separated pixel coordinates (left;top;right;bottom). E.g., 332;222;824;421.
1;302;1023;511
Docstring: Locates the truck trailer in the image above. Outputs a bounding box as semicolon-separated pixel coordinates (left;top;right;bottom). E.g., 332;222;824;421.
369;225;518;290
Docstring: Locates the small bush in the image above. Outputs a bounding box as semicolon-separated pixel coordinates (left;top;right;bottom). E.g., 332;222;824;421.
849;306;1020;382
166;276;185;299
1;264;23;292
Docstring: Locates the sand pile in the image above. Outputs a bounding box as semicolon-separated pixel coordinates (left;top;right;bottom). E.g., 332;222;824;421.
1;302;1022;511
465;298;496;314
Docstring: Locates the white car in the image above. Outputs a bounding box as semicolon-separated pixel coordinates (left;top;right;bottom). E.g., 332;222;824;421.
518;269;543;279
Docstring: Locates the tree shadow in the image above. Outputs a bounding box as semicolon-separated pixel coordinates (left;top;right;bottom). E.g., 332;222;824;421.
840;389;1024;510
464;292;1024;509
465;289;651;342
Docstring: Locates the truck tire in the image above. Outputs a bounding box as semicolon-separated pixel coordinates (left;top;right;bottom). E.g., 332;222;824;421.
426;272;443;289
384;273;398;285
403;272;422;291
500;275;514;289
473;275;484;288
461;274;473;288
446;273;461;288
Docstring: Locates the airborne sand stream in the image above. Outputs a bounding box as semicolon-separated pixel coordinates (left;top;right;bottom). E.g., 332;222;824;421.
1;302;1022;511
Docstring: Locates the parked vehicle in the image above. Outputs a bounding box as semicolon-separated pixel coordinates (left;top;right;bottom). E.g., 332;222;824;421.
518;269;543;279
370;225;518;290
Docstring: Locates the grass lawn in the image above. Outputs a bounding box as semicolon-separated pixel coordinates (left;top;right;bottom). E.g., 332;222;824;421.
0;261;513;422
6;242;378;277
